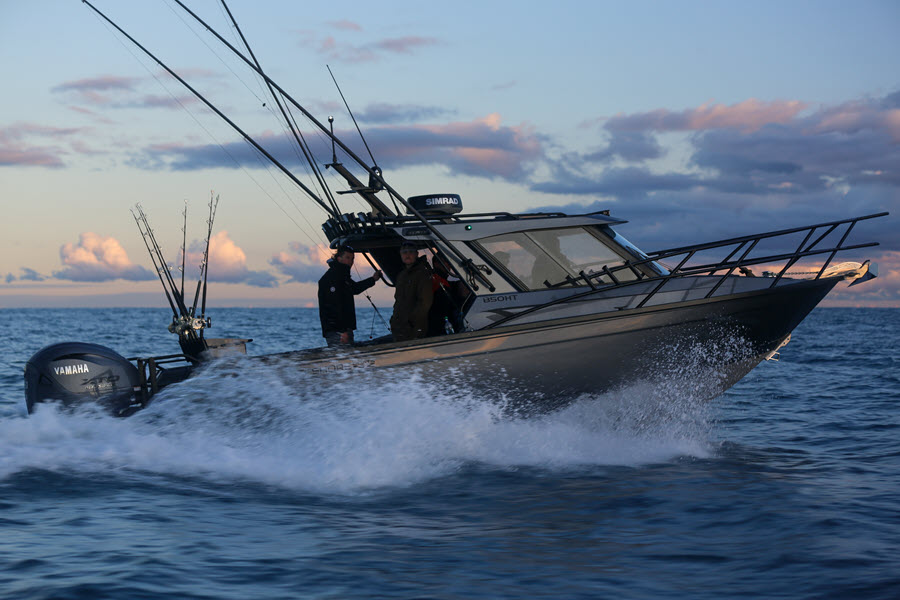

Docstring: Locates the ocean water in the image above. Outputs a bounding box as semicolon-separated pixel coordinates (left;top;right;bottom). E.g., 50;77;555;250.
1;307;898;599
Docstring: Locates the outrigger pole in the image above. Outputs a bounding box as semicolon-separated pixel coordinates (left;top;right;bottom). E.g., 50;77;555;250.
81;0;339;219
164;0;495;290
218;0;341;218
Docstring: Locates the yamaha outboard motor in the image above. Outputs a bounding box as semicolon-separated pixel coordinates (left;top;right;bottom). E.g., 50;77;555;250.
24;342;144;417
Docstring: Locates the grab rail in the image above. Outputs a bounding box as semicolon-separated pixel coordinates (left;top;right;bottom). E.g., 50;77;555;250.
484;212;888;329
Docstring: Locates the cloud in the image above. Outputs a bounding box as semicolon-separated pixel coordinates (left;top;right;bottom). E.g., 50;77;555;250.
532;91;899;246
51;75;140;95
490;81;517;92
297;31;439;63
583;131;663;163
186;231;278;288
51;75;142;108
357;103;455;124
327;20;363;32
605;98;809;133
0;122;85;168
4;273;14;284
0;147;65;168
53;232;156;282
372;36;437;54
134;114;545;181
367;114;544;179
52;74;200;111
0;123;83;141
18;268;47;282
270;242;331;283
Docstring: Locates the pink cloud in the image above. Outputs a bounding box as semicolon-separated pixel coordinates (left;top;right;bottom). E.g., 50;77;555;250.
51;75;140;94
137;94;200;109
607;98;809;133
137;113;545;180
328;20;363;32
811;101;900;142
298;31;439;63
185;231;278;287
52;73;204;111
373;36;438;54
54;232;154;282
407;113;543;178
0;123;82;142
0;123;84;168
0;148;63;167
269;242;331;283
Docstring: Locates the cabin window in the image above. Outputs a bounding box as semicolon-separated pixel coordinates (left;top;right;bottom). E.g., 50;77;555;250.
480;227;639;290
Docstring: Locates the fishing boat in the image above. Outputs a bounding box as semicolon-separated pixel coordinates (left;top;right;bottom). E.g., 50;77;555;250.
24;2;888;416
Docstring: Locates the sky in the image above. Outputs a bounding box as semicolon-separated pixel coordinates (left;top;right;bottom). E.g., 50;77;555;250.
1;0;898;309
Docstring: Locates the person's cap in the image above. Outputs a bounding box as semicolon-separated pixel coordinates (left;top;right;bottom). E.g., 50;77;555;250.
399;241;417;253
336;244;355;254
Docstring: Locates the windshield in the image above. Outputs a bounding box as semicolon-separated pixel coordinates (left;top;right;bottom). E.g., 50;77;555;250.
479;227;639;290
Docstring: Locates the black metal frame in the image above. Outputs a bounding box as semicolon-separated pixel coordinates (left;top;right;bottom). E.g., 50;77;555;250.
484;212;888;329
131;354;193;406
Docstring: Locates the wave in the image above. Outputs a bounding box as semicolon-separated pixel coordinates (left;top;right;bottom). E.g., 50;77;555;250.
0;357;714;494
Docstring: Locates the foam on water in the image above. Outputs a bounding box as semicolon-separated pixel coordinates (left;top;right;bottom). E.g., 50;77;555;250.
0;356;715;494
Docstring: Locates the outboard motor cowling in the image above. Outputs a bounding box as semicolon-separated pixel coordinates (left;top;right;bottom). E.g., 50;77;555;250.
25;342;143;416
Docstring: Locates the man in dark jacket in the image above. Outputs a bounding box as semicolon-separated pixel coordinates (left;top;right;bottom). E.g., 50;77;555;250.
390;243;433;342
318;245;381;346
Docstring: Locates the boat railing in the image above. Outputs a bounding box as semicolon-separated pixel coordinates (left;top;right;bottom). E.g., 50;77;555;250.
321;209;604;239
484;212;888;329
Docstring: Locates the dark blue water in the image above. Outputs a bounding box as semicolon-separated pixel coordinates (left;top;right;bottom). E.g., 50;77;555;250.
1;307;898;599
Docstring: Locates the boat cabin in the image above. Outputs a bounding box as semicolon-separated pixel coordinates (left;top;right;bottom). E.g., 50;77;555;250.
321;196;667;334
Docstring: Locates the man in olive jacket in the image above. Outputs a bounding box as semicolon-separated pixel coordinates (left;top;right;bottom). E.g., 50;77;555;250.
318;245;381;346
390;243;434;342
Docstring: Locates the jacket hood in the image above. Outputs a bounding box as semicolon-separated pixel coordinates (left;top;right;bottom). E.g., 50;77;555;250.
328;259;351;274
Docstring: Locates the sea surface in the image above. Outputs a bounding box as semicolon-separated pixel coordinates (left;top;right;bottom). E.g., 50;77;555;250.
1;307;898;599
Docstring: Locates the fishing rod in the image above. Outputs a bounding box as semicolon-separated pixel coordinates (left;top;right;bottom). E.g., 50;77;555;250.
180;200;187;302
164;0;496;291
199;193;218;330
82;0;339;220
190;193;218;321
132;207;179;320
218;0;340;218
136;204;193;320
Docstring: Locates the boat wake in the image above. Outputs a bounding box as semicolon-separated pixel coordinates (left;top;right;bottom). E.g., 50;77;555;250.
1;356;720;494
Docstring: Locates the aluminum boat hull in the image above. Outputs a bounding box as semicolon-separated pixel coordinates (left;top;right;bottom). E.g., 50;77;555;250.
251;277;839;411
